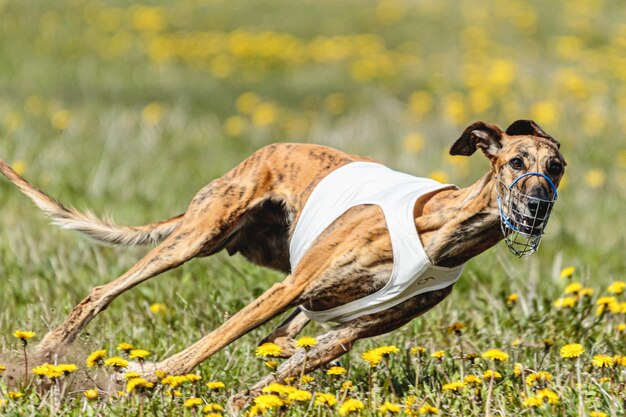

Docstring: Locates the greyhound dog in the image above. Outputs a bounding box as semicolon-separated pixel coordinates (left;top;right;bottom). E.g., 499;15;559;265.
0;120;564;405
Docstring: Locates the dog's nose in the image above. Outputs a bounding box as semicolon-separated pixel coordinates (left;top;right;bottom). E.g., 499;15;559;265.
528;197;549;218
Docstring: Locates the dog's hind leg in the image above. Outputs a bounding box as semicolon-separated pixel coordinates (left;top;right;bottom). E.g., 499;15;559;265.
257;308;311;358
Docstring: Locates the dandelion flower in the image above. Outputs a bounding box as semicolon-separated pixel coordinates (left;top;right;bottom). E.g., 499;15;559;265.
83;389;98;400
442;380;465;392
184;397;203;408
13;330;36;343
592;355;614;368
560;344;585;358
418;404;439;415
104;356;129;370
0;364;6;374
564;282;582;294
411;346;426;355
522;396;543;408
506;293;519;306
536;388;559;405
553;297;577;308
464;375;482;385
526;371;553;386
185;374;202;383
162;375;187;388
580;288;594;297
341;381;354;391
613;355;626;366
125;371;141;380
57;364;78;375
262;383;296;396
338;398;364;416
448;322;465;334
482;370;502;380
149;303;167;314
203;403;224;413
126;377;154;393
287;389;312;402
253;394;284;411
482;348;509;362
255;343;283;357
299;375;314;384
590;411;608;417
265;360;277;369
326;365;346;375
361;349;383;367
376;345;400;356
129;349;151;360
117;343;135;353
315;392;337;406
513;363;523;377
431;350;445;359
379;401;401;413
86;349;107;367
206;381;226;390
560;266;575;278
607;281;626;294
8;391;23;400
296;336;317;349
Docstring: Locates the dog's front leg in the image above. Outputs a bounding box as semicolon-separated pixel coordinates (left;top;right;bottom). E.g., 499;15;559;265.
149;276;309;377
257;308;310;358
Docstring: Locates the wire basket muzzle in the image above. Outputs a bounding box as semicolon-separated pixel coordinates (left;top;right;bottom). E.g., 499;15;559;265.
496;172;558;257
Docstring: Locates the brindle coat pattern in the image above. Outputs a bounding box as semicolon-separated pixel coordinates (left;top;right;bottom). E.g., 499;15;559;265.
0;120;565;408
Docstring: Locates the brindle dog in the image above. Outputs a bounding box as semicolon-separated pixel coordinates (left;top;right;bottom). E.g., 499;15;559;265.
0;120;565;407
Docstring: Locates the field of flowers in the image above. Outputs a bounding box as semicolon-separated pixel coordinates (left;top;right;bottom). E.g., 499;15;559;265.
0;0;625;415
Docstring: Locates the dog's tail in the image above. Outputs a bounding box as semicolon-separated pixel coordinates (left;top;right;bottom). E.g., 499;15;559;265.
0;159;183;246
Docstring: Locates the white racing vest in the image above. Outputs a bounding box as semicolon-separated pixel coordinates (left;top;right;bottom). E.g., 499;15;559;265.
290;162;466;323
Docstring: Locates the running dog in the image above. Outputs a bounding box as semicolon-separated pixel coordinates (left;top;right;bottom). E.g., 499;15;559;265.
0;120;565;406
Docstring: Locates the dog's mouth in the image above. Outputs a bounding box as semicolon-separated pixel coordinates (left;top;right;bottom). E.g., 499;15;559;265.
496;173;557;257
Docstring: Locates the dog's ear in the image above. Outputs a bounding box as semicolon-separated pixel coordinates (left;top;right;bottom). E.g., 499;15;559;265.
450;121;505;158
505;119;560;149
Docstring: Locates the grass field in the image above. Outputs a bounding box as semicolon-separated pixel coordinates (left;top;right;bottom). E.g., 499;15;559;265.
1;0;625;415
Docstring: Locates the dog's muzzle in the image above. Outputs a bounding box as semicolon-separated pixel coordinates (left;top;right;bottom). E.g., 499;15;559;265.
496;172;557;257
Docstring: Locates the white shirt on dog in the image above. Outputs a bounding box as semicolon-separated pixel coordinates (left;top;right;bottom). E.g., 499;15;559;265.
290;162;465;323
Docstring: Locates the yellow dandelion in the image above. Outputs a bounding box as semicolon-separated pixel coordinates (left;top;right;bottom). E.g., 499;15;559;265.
265;360;277;369
149;303;167;314
117;343;135;353
300;375;314;384
206;381;226;390
203;403;224;413
411;346;426;355
51;110;71;131
338;398;364;416
0;364;6;374
287;389;312;402
142;102;163;125
608;281;626;294
11;160;27;176
86;349;107;367
104;356;129;370
315;392;337;406
379;401;401;414
543;339;555;348
482;348;509;362
513;363;524;377
124;371;141;380
296;336;318;349
162;375;187;388
590;412;608;417
522;396;543;407
83;389;98;400
184;397;203;408
129;349;151;360
126;377;154;393
256;342;283;357
418;404;439;415
618;323;626;332
553;297;577;308
580;288;594;297
326;366;346;376
442;380;465;392
431;350;445;359
448;322;465;333
253;394;284;411
482;370;502;380
506;293;519;306
564;282;582;294
526;371;553;386
613;355;626;367
536;388;559;405
592;355;614;368
560;343;585;359
361;349;383;367
511;338;522;347
13;330;36;342
597;296;617;306
560;266;576;279
464;375;482;385
8;391;23;400
262;383;296;396
57;364;78;375
341;381;354;391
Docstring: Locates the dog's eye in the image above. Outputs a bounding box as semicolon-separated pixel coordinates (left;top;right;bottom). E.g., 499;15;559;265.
548;161;563;176
509;158;524;170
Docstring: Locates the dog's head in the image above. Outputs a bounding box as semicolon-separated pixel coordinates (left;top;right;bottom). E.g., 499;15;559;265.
449;120;566;256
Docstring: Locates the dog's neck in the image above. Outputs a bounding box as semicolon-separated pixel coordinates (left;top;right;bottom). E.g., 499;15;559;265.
415;171;503;267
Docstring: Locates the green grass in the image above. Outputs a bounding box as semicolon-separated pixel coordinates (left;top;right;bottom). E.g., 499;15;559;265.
1;0;625;415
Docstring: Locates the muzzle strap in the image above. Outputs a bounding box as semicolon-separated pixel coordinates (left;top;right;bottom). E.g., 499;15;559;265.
496;172;557;257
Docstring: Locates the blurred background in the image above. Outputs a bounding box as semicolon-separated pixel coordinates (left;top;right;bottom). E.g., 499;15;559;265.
0;0;624;352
